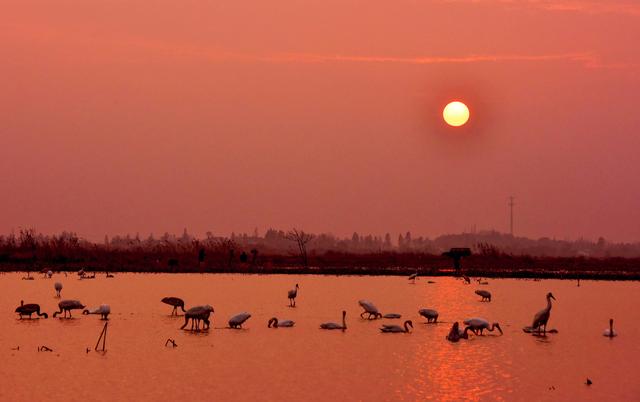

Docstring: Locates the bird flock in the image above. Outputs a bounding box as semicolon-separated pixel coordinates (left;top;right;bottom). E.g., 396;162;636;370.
13;271;618;342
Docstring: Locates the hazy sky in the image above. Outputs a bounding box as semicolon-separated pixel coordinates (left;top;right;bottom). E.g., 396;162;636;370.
2;1;639;242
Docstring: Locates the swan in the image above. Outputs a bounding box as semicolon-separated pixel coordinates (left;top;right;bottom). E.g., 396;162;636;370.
358;300;382;319
15;301;48;319
288;284;299;307
53;300;85;318
380;320;413;333
229;312;252;329
603;319;617;337
463;318;503;335
54;282;63;298
475;290;492;302
527;292;556;335
268;317;295;328
419;308;439;323
320;310;347;330
161;297;187;315
446;322;471;342
180;305;214;331
383;313;402;319
83;304;111;320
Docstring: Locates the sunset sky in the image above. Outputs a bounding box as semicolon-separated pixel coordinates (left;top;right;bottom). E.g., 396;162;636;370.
2;1;639;242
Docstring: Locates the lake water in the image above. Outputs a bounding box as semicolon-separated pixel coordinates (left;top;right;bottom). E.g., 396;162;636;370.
1;273;638;401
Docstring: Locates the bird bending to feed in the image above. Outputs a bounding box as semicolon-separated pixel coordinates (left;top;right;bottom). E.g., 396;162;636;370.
475;290;492;302
419;308;439;323
320;310;347;330
15;301;48;319
408;272;418;283
53;300;85;318
268;317;295;328
54;282;63;298
180;305;214;331
380;320;413;333
603;319;617;338
526;292;556;335
462;275;471;284
161;297;187;315
288;284;299;307
463;318;503;335
358;300;382;320
446;322;470;342
83;304;111;320
383;313;402;319
229;312;252;329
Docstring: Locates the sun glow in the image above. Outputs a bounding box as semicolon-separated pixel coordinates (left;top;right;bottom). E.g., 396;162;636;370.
443;101;470;127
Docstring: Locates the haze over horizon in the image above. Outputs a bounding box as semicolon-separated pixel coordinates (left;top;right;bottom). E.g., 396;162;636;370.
2;1;639;242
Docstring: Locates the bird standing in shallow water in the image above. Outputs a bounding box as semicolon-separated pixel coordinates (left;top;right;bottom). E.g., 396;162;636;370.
603;319;618;337
528;292;556;335
288;284;299;307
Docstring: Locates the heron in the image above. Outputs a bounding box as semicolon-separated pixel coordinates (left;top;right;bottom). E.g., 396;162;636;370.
53;300;85;318
161;297;187;316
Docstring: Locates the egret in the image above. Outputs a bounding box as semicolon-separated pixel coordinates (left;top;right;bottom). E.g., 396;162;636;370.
320;310;347;330
380;320;413;333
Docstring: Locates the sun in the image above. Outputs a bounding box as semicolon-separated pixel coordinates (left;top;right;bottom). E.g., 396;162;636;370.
443;101;470;127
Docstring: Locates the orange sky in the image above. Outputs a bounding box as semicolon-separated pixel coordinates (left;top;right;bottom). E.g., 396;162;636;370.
2;0;639;242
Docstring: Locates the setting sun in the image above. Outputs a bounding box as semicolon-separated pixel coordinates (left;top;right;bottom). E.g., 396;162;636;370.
443;101;470;127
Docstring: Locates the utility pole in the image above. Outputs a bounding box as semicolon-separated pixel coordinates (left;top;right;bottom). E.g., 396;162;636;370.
509;196;515;236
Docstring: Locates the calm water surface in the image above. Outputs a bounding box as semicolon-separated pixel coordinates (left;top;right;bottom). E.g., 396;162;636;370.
1;273;638;401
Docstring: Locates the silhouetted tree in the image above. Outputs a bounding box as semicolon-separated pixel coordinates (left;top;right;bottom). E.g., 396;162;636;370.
286;228;314;268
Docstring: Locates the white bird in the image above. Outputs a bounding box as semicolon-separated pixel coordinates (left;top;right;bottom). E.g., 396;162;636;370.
463;318;503;335
528;292;556;335
383;313;402;319
380;320;413;333
475;290;492;302
288;284;299;307
53;300;85;318
54;282;63;298
419;308;439;323
447;322;471;342
358;300;382;319
408;272;418;283
229;312;251;329
320;310;347;330
83;304;111;320
180;305;214;331
47;270;53;278
603;319;618;337
268;317;295;328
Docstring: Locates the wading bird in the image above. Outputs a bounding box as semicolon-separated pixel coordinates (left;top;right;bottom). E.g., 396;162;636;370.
408;271;418;283
463;318;503;335
54;282;63;298
380;320;413;333
419;308;439;323
180;305;214;331
268;317;295;328
15;301;48;319
475;290;492;302
53;300;85;318
228;312;251;329
358;300;382;319
320;311;347;330
83;304;111;320
161;297;186;315
603;319;618;338
288;284;299;307
527;292;556;335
